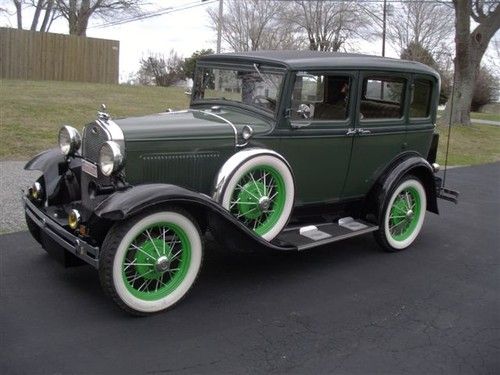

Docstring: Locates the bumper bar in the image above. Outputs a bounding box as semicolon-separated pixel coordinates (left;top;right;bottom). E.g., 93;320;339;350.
23;195;100;268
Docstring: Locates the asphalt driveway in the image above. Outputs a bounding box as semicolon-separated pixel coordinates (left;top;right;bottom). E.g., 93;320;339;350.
1;163;499;374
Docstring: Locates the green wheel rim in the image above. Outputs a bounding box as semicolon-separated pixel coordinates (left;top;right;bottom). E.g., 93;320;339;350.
121;222;191;301
229;165;286;236
389;186;422;241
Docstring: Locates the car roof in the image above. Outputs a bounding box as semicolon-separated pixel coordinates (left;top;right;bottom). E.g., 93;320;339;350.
198;50;439;78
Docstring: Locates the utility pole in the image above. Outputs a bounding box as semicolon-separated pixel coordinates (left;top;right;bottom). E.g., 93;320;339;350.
215;0;223;91
216;0;223;54
202;0;223;90
382;0;387;57
380;0;387;99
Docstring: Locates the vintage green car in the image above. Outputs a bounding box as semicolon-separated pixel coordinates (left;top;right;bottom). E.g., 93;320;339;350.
23;51;457;314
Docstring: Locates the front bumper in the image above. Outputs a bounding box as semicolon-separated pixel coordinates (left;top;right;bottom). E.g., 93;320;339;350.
23;195;100;268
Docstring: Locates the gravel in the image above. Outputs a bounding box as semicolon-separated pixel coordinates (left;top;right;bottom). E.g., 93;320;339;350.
0;161;41;233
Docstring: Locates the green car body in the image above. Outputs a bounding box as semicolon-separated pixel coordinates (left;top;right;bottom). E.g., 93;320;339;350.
119;51;439;206
23;51;456;314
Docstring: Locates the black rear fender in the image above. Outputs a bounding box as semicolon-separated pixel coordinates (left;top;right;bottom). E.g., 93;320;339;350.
93;184;294;252
366;154;439;220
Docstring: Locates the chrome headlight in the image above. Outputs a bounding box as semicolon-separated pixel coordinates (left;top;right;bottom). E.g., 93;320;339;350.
99;141;123;176
30;181;43;201
58;126;81;156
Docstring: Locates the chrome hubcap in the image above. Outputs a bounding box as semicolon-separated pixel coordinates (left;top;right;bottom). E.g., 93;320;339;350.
258;196;271;211
155;255;171;273
406;209;414;219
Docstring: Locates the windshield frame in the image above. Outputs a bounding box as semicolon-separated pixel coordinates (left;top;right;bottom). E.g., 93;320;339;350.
191;61;287;119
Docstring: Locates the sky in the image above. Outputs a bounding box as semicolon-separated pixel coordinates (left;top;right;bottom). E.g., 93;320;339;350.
1;0;497;83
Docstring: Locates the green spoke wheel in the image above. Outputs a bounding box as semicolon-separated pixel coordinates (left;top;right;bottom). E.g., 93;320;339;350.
229;166;286;236
219;153;295;241
121;223;191;301
388;187;421;241
99;209;203;315
376;176;427;251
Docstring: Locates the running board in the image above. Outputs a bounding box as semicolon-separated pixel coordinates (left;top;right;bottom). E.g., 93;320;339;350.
275;217;378;251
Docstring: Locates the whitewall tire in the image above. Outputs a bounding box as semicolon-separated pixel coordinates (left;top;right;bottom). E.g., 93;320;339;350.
99;209;203;315
218;154;294;241
375;177;427;251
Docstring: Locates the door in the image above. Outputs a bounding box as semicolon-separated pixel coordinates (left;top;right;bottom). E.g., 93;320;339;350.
342;72;410;199
272;71;356;206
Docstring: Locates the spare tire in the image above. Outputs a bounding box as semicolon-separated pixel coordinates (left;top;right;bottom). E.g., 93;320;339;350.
216;151;294;241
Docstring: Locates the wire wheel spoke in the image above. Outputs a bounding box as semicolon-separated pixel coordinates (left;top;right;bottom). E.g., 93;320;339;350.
229;166;286;236
122;222;192;299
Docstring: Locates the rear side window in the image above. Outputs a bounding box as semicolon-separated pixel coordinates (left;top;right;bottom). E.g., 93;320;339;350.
361;76;405;119
410;79;432;118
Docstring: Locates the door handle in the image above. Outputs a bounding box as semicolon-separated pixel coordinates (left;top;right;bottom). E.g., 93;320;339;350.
346;128;371;136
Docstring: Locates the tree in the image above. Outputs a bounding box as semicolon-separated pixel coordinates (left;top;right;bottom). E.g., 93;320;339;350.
55;0;145;36
387;2;454;57
207;0;303;52
288;0;373;51
182;49;213;80
137;51;184;87
12;0;22;28
444;0;500;125
471;66;499;111
30;0;57;32
401;42;451;104
6;0;58;32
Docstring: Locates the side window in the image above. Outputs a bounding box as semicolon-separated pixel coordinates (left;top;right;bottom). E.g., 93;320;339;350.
410;79;432;118
361;76;405;119
291;72;350;121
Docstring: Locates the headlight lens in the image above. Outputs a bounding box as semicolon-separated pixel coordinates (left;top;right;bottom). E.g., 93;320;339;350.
58;126;81;156
99;141;123;176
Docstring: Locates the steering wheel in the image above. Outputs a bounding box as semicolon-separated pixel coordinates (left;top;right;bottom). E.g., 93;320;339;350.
252;95;276;110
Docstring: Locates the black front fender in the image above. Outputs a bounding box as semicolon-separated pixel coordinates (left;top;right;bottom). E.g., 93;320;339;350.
94;184;295;252
25;148;81;202
25;148;66;172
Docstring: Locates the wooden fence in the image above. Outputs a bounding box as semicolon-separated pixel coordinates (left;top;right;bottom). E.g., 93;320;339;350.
0;28;119;84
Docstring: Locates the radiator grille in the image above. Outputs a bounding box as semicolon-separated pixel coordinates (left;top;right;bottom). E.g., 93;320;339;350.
141;152;220;193
82;122;110;162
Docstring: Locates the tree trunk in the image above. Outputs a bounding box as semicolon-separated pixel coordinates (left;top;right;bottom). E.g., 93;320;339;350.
40;0;55;32
13;0;22;29
68;0;78;35
443;0;500;125
76;15;90;36
30;0;44;31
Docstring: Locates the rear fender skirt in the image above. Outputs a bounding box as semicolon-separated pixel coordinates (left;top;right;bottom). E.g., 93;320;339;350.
367;154;439;219
94;183;295;252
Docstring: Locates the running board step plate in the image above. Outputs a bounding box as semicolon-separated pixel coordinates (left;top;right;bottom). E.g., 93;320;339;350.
275;218;378;251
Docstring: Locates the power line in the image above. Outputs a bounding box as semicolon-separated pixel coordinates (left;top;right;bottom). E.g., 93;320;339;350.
91;0;218;29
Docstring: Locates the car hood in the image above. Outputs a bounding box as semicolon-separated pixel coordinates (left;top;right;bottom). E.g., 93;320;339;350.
114;108;273;142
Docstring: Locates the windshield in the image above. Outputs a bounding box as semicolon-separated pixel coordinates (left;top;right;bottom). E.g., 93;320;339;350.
192;66;284;115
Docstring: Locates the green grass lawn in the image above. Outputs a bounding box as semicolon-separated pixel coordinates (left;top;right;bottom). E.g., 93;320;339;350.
437;110;500;122
436;124;500;166
1;79;499;166
0;79;189;160
469;112;500;122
